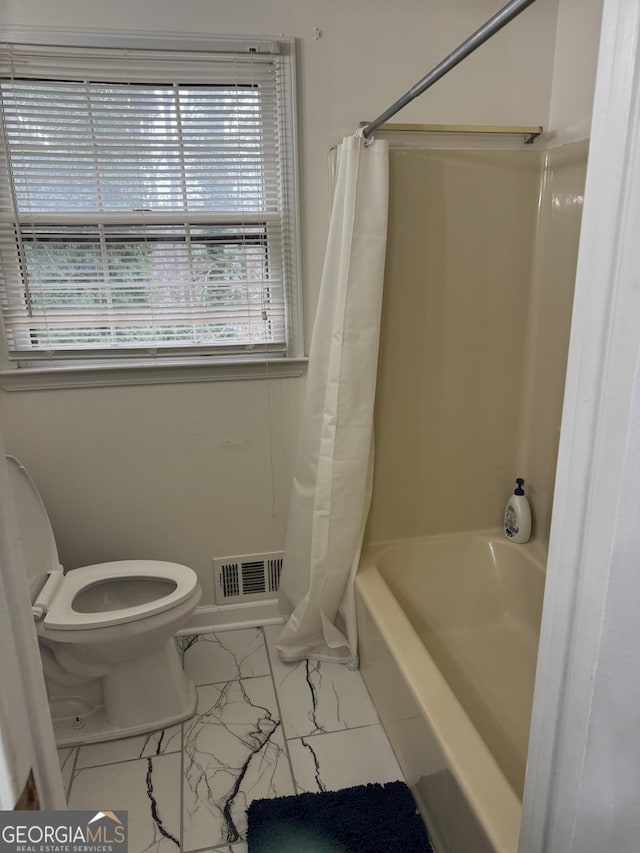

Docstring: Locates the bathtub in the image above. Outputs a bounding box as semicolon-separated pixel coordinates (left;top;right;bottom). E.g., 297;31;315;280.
355;531;545;853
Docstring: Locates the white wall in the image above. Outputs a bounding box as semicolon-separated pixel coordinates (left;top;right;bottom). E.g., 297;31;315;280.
548;0;605;142
0;0;560;605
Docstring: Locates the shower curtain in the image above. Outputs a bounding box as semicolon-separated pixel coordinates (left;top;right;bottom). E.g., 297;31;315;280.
277;133;389;664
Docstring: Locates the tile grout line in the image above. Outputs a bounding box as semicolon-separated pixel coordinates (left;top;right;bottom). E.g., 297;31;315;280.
71;744;183;772
183;841;243;853
185;672;272;689
180;642;190;852
65;747;80;804
179;718;185;852
284;720;386;742
179;643;186;852
261;625;299;796
64;697;383;769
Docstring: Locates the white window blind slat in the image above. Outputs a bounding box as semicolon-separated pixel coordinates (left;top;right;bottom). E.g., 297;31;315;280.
0;40;298;360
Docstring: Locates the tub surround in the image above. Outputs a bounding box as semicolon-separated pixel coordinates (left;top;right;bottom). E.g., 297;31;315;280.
367;140;589;549
368;147;540;543
517;140;590;541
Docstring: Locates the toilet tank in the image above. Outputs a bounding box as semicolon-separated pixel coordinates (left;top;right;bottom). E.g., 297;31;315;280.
6;456;61;600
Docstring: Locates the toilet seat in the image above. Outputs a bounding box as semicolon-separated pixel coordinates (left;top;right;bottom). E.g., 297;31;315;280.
6;456;200;633
7;454;202;747
44;560;199;631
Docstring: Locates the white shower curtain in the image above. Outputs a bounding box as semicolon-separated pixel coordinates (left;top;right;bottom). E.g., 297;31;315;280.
277;133;389;664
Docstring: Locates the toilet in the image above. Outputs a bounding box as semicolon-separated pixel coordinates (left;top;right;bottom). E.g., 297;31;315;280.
6;455;202;747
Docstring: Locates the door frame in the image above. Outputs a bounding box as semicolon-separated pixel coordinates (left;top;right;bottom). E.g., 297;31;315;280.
520;0;640;850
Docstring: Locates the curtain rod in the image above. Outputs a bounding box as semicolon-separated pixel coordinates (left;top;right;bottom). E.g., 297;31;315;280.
359;123;543;144
361;0;538;139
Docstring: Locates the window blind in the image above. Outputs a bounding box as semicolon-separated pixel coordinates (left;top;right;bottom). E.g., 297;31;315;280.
0;42;299;361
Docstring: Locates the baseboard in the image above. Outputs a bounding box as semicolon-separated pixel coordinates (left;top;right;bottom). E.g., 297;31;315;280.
178;598;284;635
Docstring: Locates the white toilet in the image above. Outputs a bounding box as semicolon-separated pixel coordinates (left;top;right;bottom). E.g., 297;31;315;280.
7;455;202;747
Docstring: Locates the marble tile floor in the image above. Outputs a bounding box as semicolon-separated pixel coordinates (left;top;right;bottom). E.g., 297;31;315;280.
58;624;404;853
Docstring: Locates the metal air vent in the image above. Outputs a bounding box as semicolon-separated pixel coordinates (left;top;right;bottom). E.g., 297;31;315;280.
213;551;284;604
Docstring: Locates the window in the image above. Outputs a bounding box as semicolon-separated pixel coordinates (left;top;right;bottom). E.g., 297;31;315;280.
0;37;302;383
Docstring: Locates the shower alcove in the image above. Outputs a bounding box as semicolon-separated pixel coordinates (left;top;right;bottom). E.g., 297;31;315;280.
356;134;588;852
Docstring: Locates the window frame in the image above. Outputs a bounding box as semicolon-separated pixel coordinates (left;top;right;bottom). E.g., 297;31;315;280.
0;28;305;390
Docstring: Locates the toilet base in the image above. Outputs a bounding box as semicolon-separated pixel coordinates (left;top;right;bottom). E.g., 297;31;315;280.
53;682;197;747
50;638;198;748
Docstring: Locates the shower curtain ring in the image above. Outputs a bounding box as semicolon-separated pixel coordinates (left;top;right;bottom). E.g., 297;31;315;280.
354;126;374;146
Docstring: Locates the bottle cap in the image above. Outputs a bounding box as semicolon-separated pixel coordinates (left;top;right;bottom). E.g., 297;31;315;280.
514;477;525;496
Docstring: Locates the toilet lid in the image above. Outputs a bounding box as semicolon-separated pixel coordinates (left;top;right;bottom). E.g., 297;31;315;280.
44;560;199;630
6;456;61;598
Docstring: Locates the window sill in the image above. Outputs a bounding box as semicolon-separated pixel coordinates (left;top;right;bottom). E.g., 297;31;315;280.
0;356;308;391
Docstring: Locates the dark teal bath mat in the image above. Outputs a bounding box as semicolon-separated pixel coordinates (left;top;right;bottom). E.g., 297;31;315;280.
246;780;433;852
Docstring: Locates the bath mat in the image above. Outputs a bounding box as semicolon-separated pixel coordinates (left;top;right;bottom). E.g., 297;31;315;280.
246;780;433;852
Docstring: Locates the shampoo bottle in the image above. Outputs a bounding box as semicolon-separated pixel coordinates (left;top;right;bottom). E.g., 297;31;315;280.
504;478;531;543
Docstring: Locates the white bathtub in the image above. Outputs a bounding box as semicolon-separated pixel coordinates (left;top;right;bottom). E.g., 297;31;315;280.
355;531;545;853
